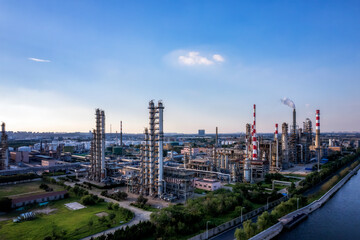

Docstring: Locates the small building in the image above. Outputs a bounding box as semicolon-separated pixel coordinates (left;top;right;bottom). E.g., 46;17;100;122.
41;159;56;167
194;178;222;191
10;151;29;163
11;190;67;208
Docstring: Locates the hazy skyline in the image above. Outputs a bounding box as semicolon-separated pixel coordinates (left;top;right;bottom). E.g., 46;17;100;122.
1;1;359;133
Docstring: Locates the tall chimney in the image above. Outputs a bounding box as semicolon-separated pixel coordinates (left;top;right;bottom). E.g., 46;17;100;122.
275;123;279;169
216;127;218;147
120;121;123;148
293;108;296;134
315;110;320;148
252;104;258;161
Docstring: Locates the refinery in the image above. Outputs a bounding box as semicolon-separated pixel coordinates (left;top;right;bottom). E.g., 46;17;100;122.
0;98;350;201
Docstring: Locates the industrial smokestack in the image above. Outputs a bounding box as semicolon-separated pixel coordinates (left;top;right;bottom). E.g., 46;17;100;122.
252;104;258;161
275;123;279;169
293;108;296;134
120;121;123;148
216;127;218;147
315;110;320;148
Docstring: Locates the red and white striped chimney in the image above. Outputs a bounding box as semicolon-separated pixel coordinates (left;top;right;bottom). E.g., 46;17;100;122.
252;104;258;161
275;123;278;140
315;110;320;148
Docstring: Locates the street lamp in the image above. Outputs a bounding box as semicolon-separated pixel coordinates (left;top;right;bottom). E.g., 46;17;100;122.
297;198;299;210
241;207;245;222
206;221;211;239
267;196;271;210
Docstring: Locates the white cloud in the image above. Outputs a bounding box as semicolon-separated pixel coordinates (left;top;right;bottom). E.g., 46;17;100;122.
213;54;225;62
178;52;214;66
28;57;51;62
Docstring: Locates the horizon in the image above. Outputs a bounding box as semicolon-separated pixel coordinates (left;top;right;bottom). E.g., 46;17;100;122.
1;1;359;133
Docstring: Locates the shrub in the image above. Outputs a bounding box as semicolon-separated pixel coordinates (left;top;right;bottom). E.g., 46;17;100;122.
81;195;96;206
0;197;12;212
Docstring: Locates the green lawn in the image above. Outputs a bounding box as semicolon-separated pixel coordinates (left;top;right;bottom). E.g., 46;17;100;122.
0;195;132;240
0;181;63;199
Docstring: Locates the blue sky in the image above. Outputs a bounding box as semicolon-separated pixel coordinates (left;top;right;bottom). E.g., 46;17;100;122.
0;1;359;133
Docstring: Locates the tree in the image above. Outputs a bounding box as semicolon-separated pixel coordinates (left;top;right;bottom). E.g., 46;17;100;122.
113;203;119;210
0;197;12;212
257;211;273;232
109;213;116;221
107;202;113;210
234;227;247;240
39;183;49;190
81;195;96;205
136;195;148;207
242;220;257;239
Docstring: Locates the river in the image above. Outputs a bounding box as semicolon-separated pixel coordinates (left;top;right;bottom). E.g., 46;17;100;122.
276;170;360;240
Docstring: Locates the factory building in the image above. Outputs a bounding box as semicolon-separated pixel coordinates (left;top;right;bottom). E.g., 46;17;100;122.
88;108;107;182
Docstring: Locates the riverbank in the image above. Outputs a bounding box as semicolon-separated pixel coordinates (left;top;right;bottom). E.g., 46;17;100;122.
249;161;360;240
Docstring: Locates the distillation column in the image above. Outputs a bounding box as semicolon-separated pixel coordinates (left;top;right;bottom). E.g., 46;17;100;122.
100;110;106;180
244;123;251;182
157;101;164;196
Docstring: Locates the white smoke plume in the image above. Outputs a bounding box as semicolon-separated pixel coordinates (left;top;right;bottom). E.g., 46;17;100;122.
281;97;295;109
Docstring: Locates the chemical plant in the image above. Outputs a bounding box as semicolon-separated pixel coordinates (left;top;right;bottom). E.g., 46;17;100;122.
77;99;328;201
0;99;357;202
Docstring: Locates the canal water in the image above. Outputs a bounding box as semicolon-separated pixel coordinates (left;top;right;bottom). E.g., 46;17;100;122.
277;170;360;240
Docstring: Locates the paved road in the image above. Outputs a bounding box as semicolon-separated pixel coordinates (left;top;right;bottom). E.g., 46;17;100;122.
59;180;151;240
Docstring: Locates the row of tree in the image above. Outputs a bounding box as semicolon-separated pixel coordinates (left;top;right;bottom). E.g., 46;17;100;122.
92;221;154;240
101;190;128;201
235;196;307;240
149;186;282;239
298;150;360;194
0;173;38;184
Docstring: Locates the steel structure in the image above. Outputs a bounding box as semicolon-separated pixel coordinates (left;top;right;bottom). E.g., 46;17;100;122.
89;109;106;182
244;123;251;182
139;100;164;197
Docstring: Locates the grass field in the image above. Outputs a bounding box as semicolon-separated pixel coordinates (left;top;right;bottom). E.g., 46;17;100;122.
0;195;132;240
0;181;63;199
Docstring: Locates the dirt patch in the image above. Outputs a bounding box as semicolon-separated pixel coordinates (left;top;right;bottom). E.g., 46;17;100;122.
33;207;57;215
95;212;109;217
